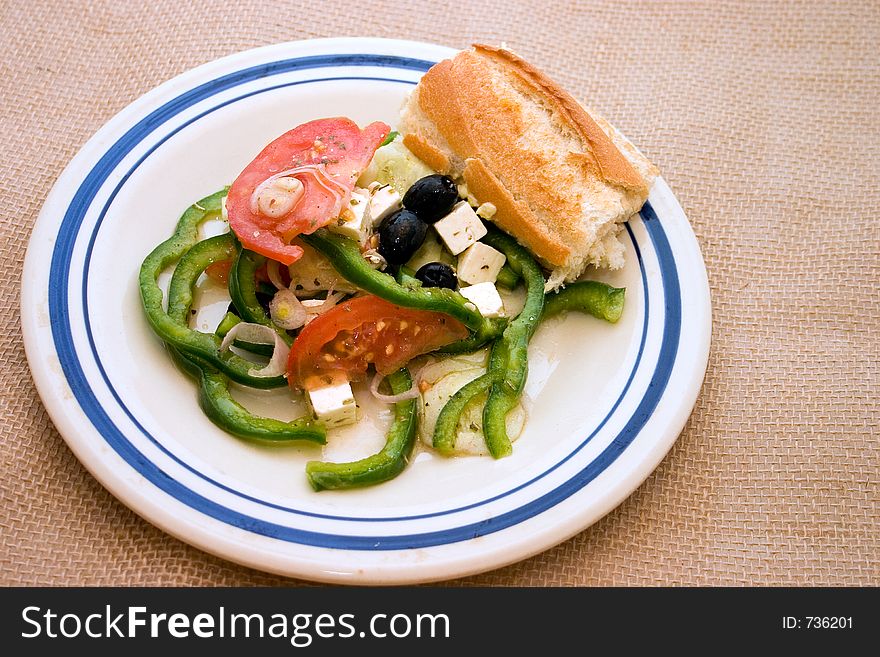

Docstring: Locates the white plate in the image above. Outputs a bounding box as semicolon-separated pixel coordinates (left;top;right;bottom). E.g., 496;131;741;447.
21;38;710;584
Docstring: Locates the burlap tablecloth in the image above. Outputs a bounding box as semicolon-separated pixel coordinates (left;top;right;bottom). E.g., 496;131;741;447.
1;0;877;586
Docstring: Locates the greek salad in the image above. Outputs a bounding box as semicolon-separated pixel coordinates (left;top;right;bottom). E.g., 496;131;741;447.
139;117;625;491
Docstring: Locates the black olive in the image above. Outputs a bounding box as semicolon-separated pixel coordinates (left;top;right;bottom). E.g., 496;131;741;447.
415;262;458;289
255;292;273;314
378;209;428;265
402;174;458;223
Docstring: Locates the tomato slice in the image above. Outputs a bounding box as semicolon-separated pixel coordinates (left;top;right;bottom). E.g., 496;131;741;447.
205;259;232;285
287;296;469;390
227;117;389;266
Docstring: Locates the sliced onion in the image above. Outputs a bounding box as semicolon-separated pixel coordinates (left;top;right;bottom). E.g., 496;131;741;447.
309;291;345;315
317;165;351;193
269;288;308;330
266;258;288;290
362;248;387;269
251;175;304;217
369;370;420;404
249;164;349;221
258;186;298;218
302;167;348;219
219;323;289;378
301;291;345;325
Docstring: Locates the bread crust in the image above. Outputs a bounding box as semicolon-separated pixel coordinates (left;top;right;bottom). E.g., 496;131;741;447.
473;44;648;195
400;44;654;281
402;133;451;175
462;157;570;266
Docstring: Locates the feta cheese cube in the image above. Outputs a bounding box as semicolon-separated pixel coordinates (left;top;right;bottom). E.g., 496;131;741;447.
459;281;505;318
328;188;371;244
457;242;506;285
366;183;401;227
307;381;358;428
433;202;487;255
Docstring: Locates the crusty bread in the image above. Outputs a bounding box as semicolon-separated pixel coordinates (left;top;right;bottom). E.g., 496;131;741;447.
399;44;658;289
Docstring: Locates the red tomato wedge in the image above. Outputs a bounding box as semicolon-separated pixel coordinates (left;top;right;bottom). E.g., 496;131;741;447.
287;296;469;391
204;259;232;285
226;118;390;265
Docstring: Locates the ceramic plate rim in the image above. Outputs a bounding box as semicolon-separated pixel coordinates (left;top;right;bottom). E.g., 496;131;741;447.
21;37;711;584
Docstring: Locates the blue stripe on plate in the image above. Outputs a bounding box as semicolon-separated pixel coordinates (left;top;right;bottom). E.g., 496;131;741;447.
48;53;680;549
80;67;651;521
83;76;648;521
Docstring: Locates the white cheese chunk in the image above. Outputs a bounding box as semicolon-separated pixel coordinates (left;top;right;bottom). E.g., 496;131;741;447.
307;381;358;428
433;202;488;255
457;242;506;285
476;202;497;219
459;281;505;318
328;188;371;244
366;183;401;227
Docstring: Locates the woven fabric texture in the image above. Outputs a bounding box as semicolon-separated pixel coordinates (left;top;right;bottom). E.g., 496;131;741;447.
1;0;878;586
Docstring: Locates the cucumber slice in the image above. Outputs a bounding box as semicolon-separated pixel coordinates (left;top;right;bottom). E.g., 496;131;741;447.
358;139;435;195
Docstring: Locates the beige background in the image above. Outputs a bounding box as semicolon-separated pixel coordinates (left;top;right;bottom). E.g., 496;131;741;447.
2;0;878;586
